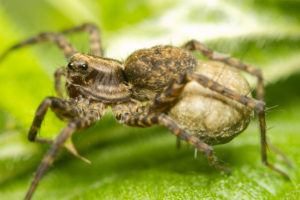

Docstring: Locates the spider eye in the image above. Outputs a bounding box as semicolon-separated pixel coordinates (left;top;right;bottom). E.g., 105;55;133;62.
68;62;74;70
79;63;88;70
67;62;88;71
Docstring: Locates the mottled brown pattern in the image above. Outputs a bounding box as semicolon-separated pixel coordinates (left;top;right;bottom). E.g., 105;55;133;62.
124;45;197;100
0;23;290;200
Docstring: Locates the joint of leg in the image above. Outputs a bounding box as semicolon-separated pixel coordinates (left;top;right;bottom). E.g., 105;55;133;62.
204;145;214;157
187;72;198;82
82;23;99;34
211;51;230;60
44;96;55;102
54;70;60;78
177;73;188;84
255;100;265;114
262;159;269;165
39;97;54;110
39;32;54;40
54;68;65;77
34;98;53;117
82;22;97;29
28;132;37;142
253;68;263;80
150;115;159;124
45;97;66;111
184;40;197;50
206;150;218;167
70;120;83;129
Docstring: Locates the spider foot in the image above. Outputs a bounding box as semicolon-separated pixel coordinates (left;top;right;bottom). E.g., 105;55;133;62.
268;144;293;169
264;161;291;181
205;150;231;175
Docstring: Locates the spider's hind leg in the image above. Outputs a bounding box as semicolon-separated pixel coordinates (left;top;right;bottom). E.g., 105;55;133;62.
151;72;290;179
118;111;230;173
158;114;230;173
182;39;264;100
182;40;291;177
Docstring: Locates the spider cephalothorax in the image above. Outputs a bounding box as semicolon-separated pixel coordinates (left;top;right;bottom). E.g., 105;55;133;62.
0;23;290;200
66;53;130;102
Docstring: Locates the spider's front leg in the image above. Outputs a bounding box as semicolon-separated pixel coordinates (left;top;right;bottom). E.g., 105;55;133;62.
28;96;77;144
25;121;77;200
0;23;103;62
61;23;103;56
0;32;76;60
150;72;290;179
25;97;103;200
26;118;96;200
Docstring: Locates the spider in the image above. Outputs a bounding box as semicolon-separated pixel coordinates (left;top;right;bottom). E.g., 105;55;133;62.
0;23;289;200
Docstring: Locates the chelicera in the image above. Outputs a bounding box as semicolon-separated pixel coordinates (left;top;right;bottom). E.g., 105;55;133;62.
0;23;289;200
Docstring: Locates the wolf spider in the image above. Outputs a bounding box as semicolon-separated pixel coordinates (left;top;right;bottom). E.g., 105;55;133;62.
0;23;289;200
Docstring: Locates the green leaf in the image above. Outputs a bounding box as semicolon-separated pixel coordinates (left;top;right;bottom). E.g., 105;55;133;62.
0;0;300;199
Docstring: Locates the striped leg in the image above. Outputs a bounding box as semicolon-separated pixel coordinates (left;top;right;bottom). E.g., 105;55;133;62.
151;73;289;179
183;40;291;174
25;105;100;200
28;97;76;144
0;23;103;62
25;122;77;200
54;67;66;98
158;114;229;172
182;39;264;100
0;32;76;61
119;112;230;172
61;23;103;56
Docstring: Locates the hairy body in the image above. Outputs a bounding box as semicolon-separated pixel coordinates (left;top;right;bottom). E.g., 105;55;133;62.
0;23;289;200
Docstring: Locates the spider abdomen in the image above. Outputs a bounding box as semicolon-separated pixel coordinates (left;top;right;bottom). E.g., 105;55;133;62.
169;61;253;145
124;45;197;100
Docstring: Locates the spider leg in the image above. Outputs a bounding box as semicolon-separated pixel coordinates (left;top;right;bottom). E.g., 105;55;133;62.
25;121;77;200
151;73;290;179
119;112;230;173
0;23;103;62
183;40;291;174
0;32;76;61
60;23;103;56
182;39;264;100
28;97;77;144
158;114;229;172
268;142;293;168
54;67;66;98
26;99;102;200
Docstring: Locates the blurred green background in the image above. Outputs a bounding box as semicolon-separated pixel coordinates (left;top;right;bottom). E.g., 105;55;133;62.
0;0;300;199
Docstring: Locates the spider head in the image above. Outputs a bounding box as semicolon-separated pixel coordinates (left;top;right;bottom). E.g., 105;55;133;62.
66;53;93;78
67;58;89;72
66;53;130;102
